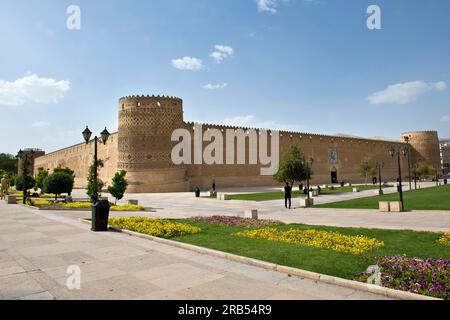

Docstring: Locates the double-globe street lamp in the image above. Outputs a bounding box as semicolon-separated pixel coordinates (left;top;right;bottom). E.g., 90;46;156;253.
388;145;409;211
375;161;384;195
303;157;314;202
403;136;413;191
82;126;110;203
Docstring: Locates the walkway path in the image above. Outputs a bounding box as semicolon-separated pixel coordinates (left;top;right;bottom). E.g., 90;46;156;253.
0;202;390;300
66;182;450;233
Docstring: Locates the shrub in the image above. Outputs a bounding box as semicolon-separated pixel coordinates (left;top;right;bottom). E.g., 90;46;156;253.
234;228;385;255
437;232;450;246
355;255;450;299
108;170;128;205
34;167;49;192
109;217;200;238
15;175;35;192
43;172;74;200
191;216;283;228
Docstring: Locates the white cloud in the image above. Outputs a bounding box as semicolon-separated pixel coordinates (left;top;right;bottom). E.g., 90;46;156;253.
171;57;204;70
203;83;228;90
256;0;278;13
441;115;450;123
32;121;50;128
367;81;447;105
210;45;234;63
219;115;300;131
0;73;70;106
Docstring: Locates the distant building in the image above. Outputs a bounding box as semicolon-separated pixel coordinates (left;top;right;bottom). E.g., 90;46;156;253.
440;140;450;175
19;95;443;192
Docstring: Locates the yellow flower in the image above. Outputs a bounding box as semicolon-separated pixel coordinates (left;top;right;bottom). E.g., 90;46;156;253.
109;217;200;238
437;232;450;246
233;228;384;255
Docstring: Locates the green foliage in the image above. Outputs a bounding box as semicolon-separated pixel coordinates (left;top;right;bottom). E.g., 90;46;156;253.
15;175;35;192
357;155;377;184
87;159;104;203
43;172;74;200
0;153;18;175
34;167;49;191
415;161;437;179
273;146;309;184
107;170;128;204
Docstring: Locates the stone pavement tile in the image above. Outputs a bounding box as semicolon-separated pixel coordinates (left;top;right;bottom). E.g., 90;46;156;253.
107;252;179;273
0;272;46;300
2;237;58;249
276;275;363;299
16;243;79;258
1;232;48;242
135;290;194;300
42;260;127;286
31;224;73;232
28;251;96;269
18;291;55;300
51;275;161;300
176;274;282;300
40;228;90;237
0;260;26;276
0;227;38;235
132;263;225;291
82;245;149;261
53;233;100;244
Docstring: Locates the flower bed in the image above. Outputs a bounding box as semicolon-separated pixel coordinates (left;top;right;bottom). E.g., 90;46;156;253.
191;216;283;228
437;232;450;246
109;217;201;238
355;255;450;299
233;227;385;255
21;199;144;211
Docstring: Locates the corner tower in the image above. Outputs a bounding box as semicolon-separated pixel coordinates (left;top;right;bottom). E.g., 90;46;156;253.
118;95;188;192
401;131;441;169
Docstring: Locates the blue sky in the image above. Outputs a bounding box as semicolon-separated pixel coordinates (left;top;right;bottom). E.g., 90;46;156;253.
1;0;449;154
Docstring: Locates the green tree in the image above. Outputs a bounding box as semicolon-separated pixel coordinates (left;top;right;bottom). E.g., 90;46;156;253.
15;175;35;194
0;153;18;175
108;170;128;205
273;146;309;186
415;161;437;180
357;156;377;184
87;159;104;203
34;167;49;192
43;172;74;200
53;166;75;194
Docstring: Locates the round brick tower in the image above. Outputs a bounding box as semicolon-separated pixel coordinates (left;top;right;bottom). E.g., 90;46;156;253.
118;95;188;192
401;131;441;169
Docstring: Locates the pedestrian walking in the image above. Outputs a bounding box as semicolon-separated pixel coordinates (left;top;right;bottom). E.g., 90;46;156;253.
284;182;292;209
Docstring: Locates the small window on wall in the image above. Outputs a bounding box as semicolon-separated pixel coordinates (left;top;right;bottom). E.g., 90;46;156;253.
122;103;125;111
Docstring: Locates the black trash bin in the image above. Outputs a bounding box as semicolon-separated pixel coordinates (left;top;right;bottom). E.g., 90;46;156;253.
444;179;448;185
397;185;401;192
340;181;345;187
91;200;110;232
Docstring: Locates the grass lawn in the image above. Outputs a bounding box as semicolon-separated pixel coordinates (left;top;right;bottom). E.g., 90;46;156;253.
228;184;389;201
172;221;449;280
315;185;450;211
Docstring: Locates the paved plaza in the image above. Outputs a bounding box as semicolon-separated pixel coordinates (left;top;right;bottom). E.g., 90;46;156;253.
0;202;393;300
66;182;450;233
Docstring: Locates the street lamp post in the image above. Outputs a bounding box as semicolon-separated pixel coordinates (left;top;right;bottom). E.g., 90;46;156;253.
82;126;110;203
388;145;408;211
305;157;314;201
376;161;384;194
403;136;412;191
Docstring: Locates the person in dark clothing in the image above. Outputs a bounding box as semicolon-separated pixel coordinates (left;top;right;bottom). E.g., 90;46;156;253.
195;186;200;198
212;179;216;191
303;186;308;195
317;185;321;194
284;182;292;209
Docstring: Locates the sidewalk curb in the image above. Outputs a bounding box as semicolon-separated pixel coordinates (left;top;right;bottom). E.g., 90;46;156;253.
79;218;440;300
